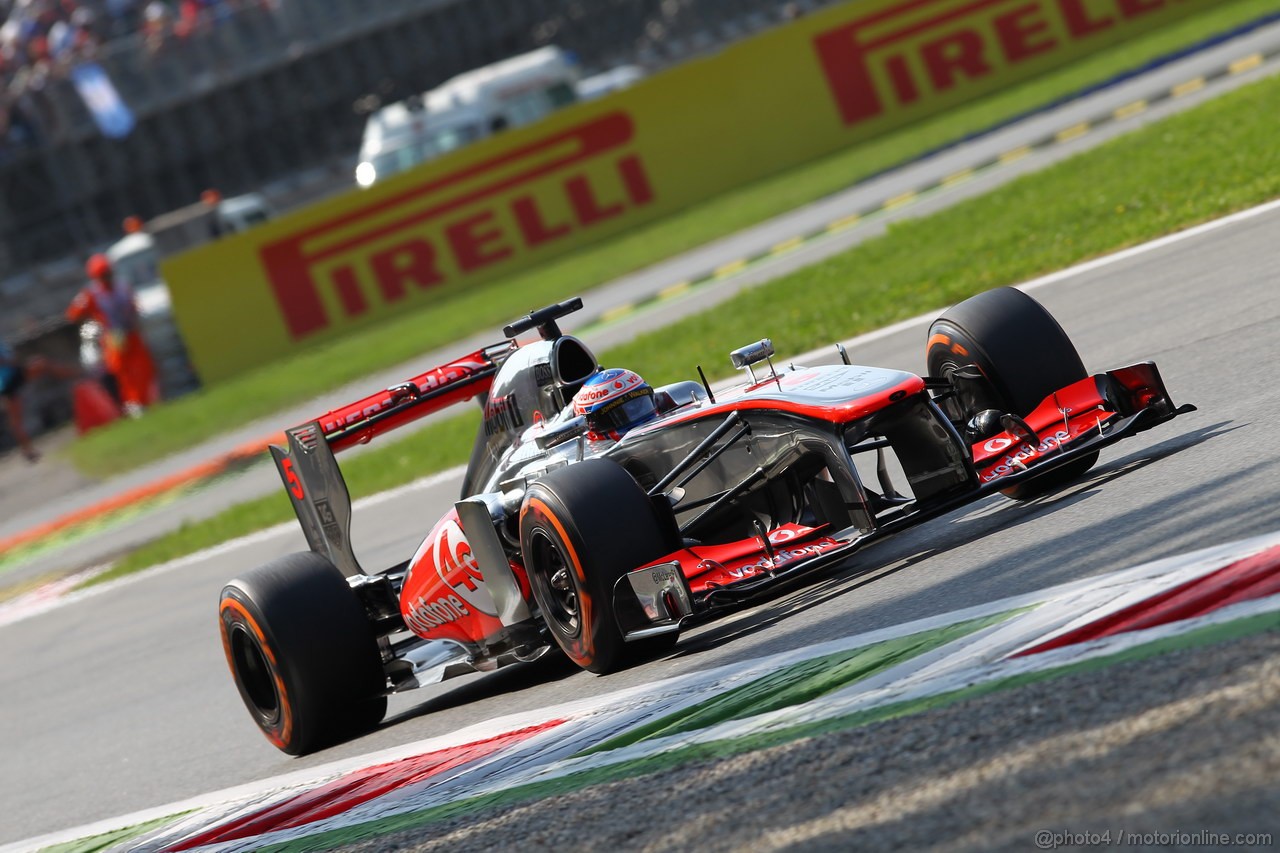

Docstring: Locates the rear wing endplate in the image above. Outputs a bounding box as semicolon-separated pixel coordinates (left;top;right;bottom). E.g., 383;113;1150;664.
271;423;363;577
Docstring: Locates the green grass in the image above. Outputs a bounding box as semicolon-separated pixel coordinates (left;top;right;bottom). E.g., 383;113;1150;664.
83;64;1280;588
65;0;1278;478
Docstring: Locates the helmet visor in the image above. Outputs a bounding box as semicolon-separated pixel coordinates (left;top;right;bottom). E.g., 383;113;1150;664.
590;389;657;434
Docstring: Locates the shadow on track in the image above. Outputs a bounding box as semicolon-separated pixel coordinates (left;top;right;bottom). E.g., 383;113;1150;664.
384;653;582;725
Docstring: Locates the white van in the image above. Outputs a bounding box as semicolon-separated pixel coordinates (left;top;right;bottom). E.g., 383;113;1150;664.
575;64;645;101
355;46;580;188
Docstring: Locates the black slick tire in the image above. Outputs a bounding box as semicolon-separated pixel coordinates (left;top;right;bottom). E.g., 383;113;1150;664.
520;458;678;674
219;552;387;755
927;286;1098;500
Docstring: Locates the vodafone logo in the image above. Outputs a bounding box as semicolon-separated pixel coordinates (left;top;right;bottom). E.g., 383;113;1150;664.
983;437;1014;453
574;368;643;414
578;385;616;403
979;429;1073;482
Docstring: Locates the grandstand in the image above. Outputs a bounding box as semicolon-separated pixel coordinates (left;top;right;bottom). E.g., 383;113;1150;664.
1;0;832;341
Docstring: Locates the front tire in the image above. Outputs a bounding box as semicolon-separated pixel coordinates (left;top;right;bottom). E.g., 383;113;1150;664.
219;552;387;755
927;287;1097;500
521;459;679;674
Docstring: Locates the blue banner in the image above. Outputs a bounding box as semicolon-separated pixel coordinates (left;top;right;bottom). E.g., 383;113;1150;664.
71;62;136;139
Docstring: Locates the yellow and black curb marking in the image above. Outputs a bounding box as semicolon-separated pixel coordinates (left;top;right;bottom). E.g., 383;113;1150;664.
592;48;1275;330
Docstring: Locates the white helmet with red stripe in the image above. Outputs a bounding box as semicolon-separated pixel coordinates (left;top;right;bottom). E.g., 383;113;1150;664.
572;368;659;437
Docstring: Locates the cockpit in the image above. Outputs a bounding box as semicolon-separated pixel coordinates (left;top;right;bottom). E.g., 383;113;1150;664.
461;300;600;495
460;298;712;497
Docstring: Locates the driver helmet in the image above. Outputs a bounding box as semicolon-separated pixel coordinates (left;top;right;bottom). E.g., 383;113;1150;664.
572;368;659;438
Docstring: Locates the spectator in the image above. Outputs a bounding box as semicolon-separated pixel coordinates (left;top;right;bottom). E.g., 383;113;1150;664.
66;252;158;414
0;334;78;461
174;0;201;39
141;0;170;52
103;0;139;39
2;0;104;147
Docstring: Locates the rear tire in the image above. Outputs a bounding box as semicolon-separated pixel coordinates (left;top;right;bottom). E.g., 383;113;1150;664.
927;287;1097;500
219;552;387;755
521;459;679;674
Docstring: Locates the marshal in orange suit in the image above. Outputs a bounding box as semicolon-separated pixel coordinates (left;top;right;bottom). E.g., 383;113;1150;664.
67;254;159;413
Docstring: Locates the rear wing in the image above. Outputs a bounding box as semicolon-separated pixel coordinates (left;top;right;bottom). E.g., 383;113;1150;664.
316;344;509;452
269;343;509;576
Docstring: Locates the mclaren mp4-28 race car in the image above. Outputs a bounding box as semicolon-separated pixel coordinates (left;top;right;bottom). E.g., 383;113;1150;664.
218;288;1193;754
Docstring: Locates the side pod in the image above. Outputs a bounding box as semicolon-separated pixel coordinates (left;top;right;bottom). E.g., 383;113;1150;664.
455;496;534;627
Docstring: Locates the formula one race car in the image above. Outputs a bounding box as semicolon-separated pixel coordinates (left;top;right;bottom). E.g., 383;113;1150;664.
219;289;1193;753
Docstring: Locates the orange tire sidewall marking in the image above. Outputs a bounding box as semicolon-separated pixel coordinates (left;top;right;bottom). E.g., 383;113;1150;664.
927;330;968;357
523;497;594;667
219;596;294;749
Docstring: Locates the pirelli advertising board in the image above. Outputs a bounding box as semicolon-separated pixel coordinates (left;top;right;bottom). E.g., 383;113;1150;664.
166;0;1205;382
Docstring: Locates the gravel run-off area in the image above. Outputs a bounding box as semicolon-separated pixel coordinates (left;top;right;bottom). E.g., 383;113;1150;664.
342;629;1280;853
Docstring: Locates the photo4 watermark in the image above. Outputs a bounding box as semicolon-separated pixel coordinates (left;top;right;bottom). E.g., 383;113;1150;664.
1035;829;1272;849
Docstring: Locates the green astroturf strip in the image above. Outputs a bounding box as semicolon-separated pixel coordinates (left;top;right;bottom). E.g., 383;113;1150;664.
39;812;191;853
583;610;1017;756
602;73;1280;384
255;610;1280;853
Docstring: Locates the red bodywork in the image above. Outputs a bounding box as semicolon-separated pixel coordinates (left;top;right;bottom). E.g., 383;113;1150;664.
617;364;1183;609
646;369;926;429
399;508;533;646
971;374;1114;483
972;363;1170;484
675;523;844;594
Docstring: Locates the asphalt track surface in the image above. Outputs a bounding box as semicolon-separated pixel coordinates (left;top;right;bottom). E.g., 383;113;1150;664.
4;197;1280;844
2;18;1280;587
